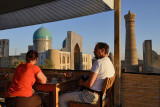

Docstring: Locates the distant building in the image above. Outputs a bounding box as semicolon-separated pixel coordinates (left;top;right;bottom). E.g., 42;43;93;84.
0;27;92;70
143;40;160;73
143;40;153;72
0;53;25;67
0;39;9;57
28;45;33;51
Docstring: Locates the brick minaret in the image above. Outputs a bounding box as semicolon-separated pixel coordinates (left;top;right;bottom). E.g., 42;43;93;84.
124;10;138;72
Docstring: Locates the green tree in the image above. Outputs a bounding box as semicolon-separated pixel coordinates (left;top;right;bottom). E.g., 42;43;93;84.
11;59;26;68
39;59;54;69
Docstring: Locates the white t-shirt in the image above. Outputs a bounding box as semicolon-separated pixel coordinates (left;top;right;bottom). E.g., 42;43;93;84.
90;57;115;91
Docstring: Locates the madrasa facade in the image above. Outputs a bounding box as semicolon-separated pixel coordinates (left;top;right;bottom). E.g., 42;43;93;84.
0;27;92;70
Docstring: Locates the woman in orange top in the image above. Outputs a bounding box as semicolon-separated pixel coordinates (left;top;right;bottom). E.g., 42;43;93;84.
6;50;47;107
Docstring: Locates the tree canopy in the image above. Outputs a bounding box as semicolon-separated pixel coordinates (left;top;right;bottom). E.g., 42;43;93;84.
39;59;54;69
11;59;26;68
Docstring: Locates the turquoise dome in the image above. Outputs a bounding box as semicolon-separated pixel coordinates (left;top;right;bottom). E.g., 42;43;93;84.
33;27;52;40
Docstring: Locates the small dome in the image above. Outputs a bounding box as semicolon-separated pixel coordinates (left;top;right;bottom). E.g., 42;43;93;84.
62;39;66;48
33;27;52;40
152;50;158;59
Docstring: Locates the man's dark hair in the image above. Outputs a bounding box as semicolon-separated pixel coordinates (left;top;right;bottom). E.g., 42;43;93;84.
26;50;39;63
96;42;109;54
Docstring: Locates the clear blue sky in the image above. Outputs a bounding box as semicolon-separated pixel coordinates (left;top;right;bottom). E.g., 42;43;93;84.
0;0;160;60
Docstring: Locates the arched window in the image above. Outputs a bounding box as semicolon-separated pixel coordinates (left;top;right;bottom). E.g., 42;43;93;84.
62;56;65;64
83;65;85;70
60;54;61;64
3;41;5;45
2;47;4;55
67;56;69;63
74;44;80;70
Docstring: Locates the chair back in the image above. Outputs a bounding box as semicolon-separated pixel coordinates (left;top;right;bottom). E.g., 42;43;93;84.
101;75;115;100
69;75;116;107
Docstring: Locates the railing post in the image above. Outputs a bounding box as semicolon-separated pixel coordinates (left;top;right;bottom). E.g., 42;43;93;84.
114;0;121;107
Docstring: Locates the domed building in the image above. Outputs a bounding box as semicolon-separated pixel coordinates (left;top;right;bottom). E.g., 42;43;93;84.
33;28;92;70
33;27;52;53
0;27;92;70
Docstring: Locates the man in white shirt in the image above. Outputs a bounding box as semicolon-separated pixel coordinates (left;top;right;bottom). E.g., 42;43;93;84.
59;42;115;107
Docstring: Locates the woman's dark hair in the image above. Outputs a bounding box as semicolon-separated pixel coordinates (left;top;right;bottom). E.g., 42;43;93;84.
26;50;39;63
96;42;109;54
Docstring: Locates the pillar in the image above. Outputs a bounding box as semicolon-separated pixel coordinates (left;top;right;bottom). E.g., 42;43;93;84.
143;40;153;72
114;0;121;106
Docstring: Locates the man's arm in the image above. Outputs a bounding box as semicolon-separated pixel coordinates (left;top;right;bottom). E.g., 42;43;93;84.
36;71;47;84
79;72;98;88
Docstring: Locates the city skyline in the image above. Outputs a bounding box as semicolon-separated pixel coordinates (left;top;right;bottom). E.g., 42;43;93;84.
0;0;160;60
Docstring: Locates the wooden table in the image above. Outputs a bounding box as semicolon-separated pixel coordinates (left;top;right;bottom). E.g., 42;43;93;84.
33;79;80;107
33;83;60;107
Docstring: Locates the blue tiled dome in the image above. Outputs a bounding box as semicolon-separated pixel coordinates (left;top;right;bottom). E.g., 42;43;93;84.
33;27;52;40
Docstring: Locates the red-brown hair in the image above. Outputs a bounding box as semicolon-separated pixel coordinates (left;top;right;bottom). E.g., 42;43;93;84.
26;50;39;63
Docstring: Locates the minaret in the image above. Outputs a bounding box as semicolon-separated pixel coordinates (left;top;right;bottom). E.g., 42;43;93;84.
109;52;114;64
124;10;138;72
